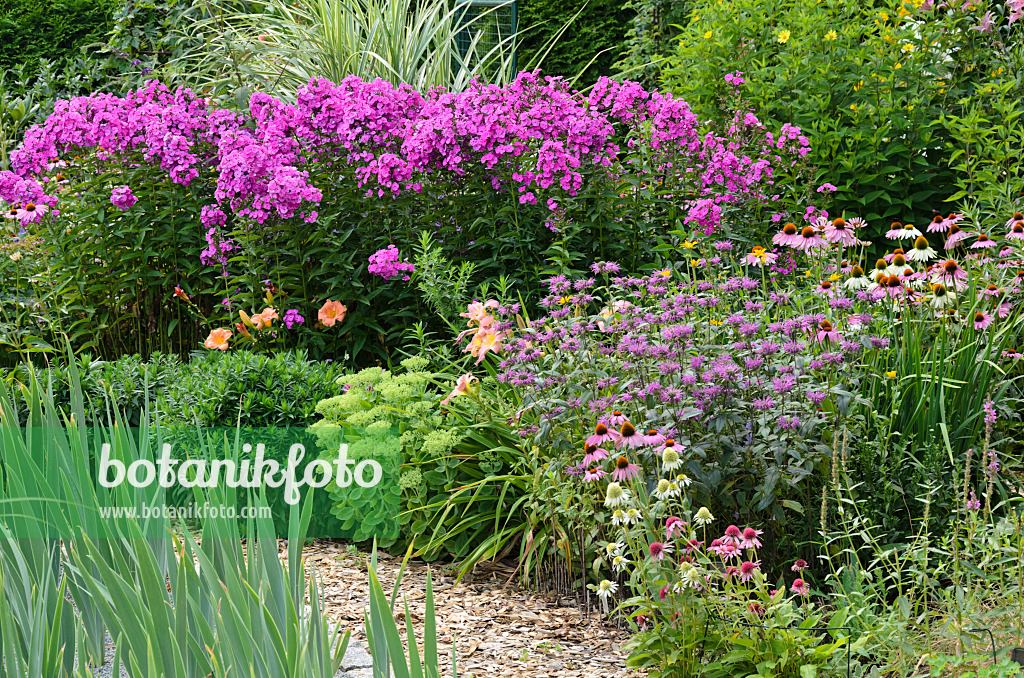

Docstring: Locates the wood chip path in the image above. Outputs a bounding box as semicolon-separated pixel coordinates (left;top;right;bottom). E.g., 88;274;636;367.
302;541;640;678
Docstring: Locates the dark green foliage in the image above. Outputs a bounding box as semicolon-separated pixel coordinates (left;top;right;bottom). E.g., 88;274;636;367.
0;0;119;73
516;0;634;85
0;349;345;427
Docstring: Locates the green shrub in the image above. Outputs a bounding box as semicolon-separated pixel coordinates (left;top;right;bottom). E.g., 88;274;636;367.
517;0;634;84
0;0;119;73
659;0;1016;241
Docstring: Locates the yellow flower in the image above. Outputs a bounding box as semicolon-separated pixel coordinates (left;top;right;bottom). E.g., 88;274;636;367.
777;29;791;44
900;43;914;52
879;11;889;20
709;319;723;326
656;269;672;277
704;30;713;39
854;80;864;91
894;63;902;70
825;30;838;41
850;104;858;112
558;296;571;304
886;370;898;379
690;258;702;266
681;240;698;249
8;251;21;262
829;273;842;282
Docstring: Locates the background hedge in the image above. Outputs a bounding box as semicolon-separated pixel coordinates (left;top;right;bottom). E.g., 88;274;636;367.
516;0;634;85
0;0;119;73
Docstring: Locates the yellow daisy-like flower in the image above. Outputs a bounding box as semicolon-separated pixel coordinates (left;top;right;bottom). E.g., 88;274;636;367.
824;30;838;41
894;63;902;70
900;42;914;52
886;371;898;378
829;273;842;282
656;269;672;277
681;240;698;249
704;30;713;39
558;296;571;305
777;29;791;43
879;11;889;21
690;258;702;266
709;319;723;326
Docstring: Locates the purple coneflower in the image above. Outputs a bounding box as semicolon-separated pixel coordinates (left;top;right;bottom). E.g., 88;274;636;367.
1008;221;1024;240
583;466;607;482
611;455;642;482
644;429;666;446
944;224;969;249
927;214;948;233
973;311;993;330
666;516;685;539
933;259;968;288
791;559;808;572
791;578;809;595
772;223;802;247
793;226;825;251
813;280;836;297
723;525;743;546
739;560;760;582
648;541;673;562
608;410;628;426
823;217;858;246
739;527;763;550
971;234;997;249
586;422;619;447
1005;212;1024;228
582;443;609;465
815;320;842;343
615;422;645;448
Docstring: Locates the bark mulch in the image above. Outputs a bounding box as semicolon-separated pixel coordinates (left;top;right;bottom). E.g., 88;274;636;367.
303;541;640;678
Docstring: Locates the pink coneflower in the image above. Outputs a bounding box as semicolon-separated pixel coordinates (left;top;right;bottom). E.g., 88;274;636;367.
615;422;646;448
824;217;858;246
997;302;1013;319
983;285;1004;300
19;202;47;224
812;280;835;298
847;216;867;230
885;222;904;239
934;259;968;288
791;578;809;595
608;411;628;426
882;275;906;298
739;560;760;582
586;422;619;447
973;311;993;330
644;429;666;446
3;206;19;220
885;252;909;275
666;516;686;539
945;224;969;249
683;538;703;554
927;214;948;233
793;225;826;251
971;233;997;249
1008;221;1024;240
815;320;842;343
883;248;905;264
1005;212;1024;228
739;527;764;550
838;260;854;274
772;222;802;247
649;541;673;562
791;559;808;572
583;466;607;482
582;443;609;465
723;525;743;546
611;455;642;482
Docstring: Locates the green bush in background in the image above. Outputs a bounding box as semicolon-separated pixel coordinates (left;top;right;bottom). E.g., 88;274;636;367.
659;0;1021;240
0;0;119;73
516;0;634;85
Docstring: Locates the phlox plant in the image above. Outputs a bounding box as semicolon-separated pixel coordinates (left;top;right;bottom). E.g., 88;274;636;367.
0;71;817;364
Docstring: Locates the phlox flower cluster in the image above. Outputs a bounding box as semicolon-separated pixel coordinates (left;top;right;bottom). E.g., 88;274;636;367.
367;245;415;280
6;71;813;248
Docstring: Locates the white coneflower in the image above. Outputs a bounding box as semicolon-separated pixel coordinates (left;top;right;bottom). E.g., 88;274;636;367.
929;283;956;309
625;508;642;525
611;555;631;573
906;235;936;262
611;509;628;526
604;482;631;508
682;566;705;589
604;541;623;557
676;474;692;487
694;506;714;525
661;447;683;471
596;579;618;601
652;478;673;500
843;265;871;290
662;481;682;499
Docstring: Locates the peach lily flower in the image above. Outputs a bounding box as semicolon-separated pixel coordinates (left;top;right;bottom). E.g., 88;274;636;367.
204;328;232;351
460;299;499;326
441;373;478;405
250;307;279;329
318;300;347;327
